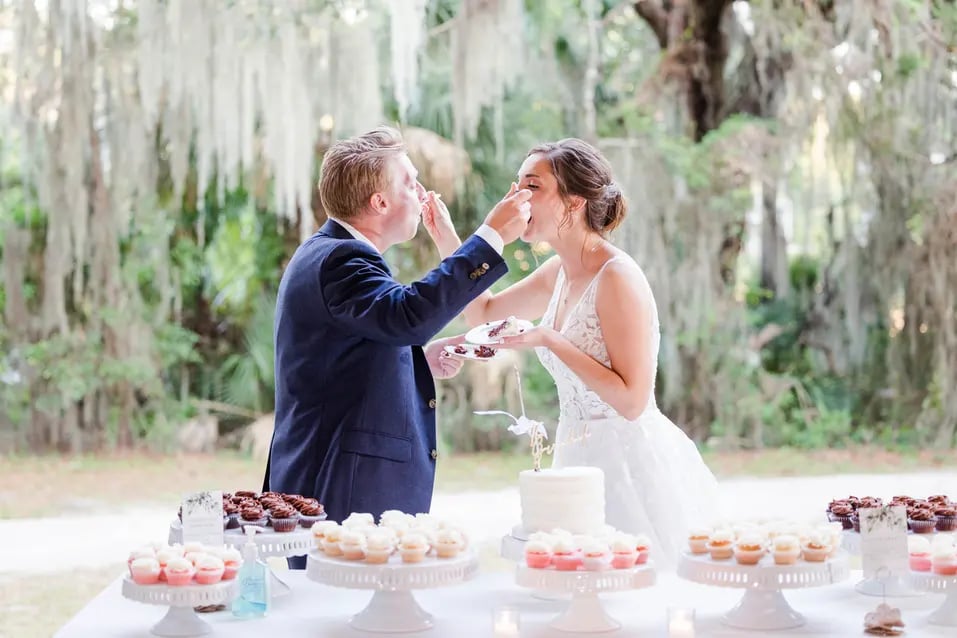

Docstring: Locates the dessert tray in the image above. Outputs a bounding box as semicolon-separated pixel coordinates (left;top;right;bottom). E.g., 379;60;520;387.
169;521;311;597
910;571;957;626
306;549;478;633
515;563;656;633
677;551;850;630
121;577;237;637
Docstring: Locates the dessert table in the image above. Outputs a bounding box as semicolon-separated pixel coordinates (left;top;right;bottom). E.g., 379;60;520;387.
56;570;954;637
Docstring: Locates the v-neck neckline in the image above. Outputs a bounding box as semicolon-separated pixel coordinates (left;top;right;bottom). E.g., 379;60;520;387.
550;257;619;333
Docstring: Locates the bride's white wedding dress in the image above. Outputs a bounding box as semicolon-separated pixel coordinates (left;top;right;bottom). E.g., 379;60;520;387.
536;255;719;569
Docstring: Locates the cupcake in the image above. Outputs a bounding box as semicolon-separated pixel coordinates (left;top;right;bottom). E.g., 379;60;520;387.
934;506;956;532
220;547;242;580
829;503;855;530
581;539;611;571
239;502;268;528
688;528;710;555
435;529;465;559
908;536;932;572
165;556;195;586
707;529;734;560
908;507;937;534
223;501;241;530
552;536;582;571
772;535;801;565
339;530;367;561
733;534;766;565
130;557;161;585
127;547;155;576
801;533;830;562
931;546;957;576
364;531;395;564
155;546;184;582
634;534;652;565
194;555;225;585
322;524;344;557
296;500;327;528
343;513;376;529
380;510;407;525
311;520;339;551
268;503;300;532
399;532;429;563
610;534;638;569
524;539;553;569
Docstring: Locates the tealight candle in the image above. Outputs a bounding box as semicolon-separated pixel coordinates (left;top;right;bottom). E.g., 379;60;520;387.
492;606;520;637
668;607;695;637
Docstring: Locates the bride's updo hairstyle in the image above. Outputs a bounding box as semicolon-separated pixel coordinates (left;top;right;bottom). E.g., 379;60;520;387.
526;138;627;235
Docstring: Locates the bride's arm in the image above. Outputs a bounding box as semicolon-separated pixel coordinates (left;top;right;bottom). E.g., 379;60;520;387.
462;255;561;326
499;261;654;420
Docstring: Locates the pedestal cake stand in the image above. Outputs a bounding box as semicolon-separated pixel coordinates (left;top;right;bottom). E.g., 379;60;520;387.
910;571;957;626
121;578;237;637
515;564;655;633
677;552;850;630
306;550;478;633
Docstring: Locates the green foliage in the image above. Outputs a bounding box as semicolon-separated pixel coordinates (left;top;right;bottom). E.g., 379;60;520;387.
216;293;276;414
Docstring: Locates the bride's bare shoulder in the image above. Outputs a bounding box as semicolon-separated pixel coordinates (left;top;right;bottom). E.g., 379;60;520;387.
597;254;654;306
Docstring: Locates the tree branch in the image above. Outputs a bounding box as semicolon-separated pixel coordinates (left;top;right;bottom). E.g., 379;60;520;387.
633;0;669;49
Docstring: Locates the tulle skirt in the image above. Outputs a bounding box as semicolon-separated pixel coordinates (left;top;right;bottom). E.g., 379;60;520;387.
551;407;720;570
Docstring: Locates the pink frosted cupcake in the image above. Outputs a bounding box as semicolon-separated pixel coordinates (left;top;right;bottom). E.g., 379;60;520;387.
165;557;195;586
130;557;161;585
908;536;932;572
610;535;638;569
524;539;553;569
194;555;225;584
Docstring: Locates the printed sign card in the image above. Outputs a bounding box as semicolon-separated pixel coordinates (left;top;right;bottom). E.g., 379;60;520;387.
181;490;224;547
859;505;908;579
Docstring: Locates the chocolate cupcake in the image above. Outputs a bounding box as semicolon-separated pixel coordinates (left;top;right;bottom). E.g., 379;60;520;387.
297;500;327;528
268;503;299;532
830;502;855;529
934;506;957;532
223;501;241;529
239;502;268;528
908;507;937;534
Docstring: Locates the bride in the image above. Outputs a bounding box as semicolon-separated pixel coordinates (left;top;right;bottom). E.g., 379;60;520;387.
423;138;719;567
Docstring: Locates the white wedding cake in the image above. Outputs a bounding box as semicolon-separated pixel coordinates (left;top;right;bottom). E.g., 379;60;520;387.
514;466;606;538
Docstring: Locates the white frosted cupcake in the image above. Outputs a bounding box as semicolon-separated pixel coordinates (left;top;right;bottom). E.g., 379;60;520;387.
707;529;735;560
195;555;225;584
379;510;406;525
734;534;766;565
220;547;242;580
311;520;339;551
127;547;155;576
165;556;194;586
322;524;344;557
772;534;801;565
342;513;375;529
581;539;611;571
525;539;553;568
688;527;710;555
339;530;367;561
610;534;638;569
399;532;429;563
364;531;395;564
130;557;161;585
801;532;830;562
434;529;465;559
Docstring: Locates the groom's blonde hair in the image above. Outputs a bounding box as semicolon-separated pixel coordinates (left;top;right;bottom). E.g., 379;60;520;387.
319;126;406;222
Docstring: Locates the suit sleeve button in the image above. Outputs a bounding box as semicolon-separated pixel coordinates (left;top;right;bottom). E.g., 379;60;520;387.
430;449;438;460
428;398;437;408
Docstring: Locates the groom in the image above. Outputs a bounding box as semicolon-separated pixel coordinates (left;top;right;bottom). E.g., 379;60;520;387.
265;127;530;565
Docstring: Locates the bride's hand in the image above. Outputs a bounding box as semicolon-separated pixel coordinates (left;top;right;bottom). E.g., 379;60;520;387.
422;191;461;258
494;326;559;350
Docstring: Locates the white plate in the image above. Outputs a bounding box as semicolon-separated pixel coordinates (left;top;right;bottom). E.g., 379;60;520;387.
465;319;534;345
444;344;502;362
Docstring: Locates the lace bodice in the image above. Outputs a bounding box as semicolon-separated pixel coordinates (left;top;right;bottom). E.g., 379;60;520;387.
535;256;661;425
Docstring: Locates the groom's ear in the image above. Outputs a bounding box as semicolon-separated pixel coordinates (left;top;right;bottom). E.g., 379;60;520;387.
369;192;389;216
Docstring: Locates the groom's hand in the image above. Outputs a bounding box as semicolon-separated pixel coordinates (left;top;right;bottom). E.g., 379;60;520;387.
484;183;531;245
424;334;468;379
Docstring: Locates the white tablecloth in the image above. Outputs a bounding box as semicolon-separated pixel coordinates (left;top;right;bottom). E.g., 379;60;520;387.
55;570;953;637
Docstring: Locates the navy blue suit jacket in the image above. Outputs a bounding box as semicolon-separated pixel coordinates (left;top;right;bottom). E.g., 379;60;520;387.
266;219;507;527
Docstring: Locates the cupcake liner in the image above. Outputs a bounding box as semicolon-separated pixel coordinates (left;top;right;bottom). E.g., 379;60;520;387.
239;516;268;529
909;518;937;534
270;515;299;533
298;512;328;528
226;513;241;530
935;516;956;532
833;514;853;530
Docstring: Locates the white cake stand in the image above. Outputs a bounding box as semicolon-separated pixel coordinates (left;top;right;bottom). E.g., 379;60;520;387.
515;563;655;633
910;571;957;626
677;551;850;630
121;577;237;637
168;520;312;597
306;550;478;633
840;530;922;596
